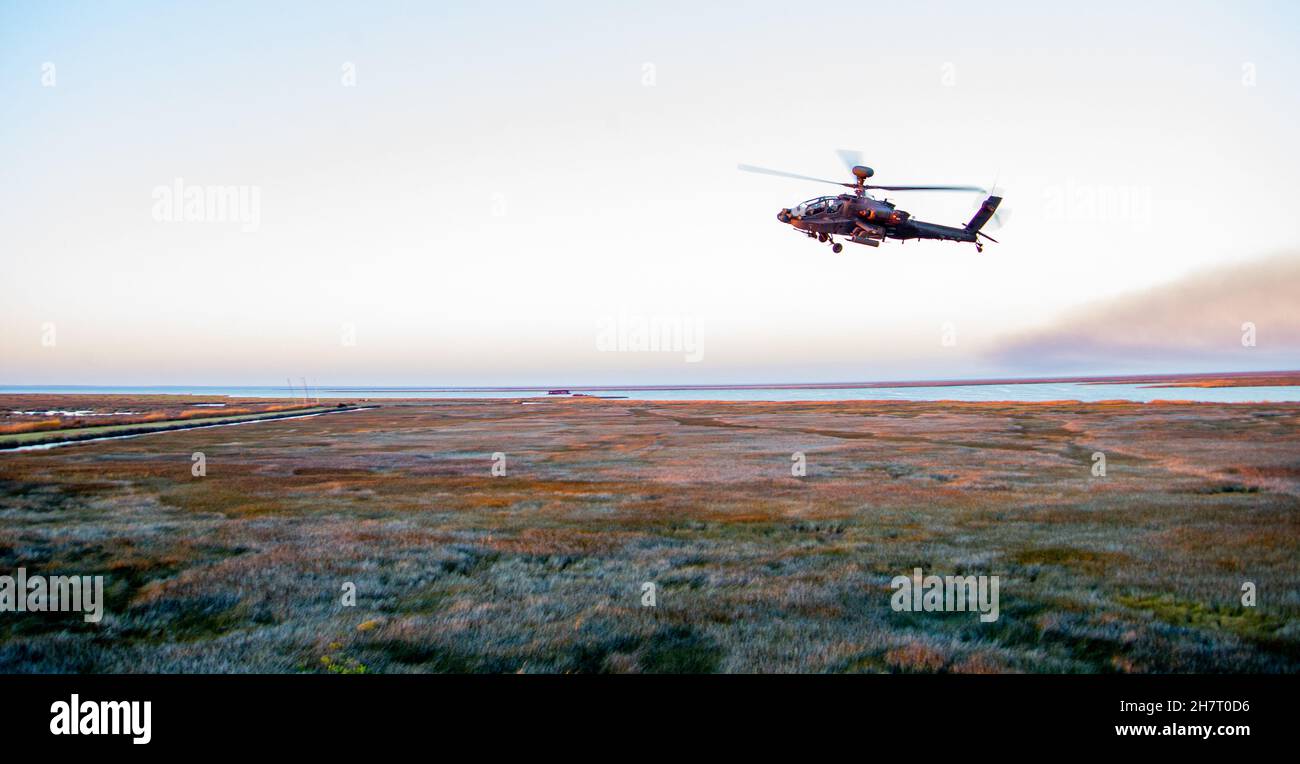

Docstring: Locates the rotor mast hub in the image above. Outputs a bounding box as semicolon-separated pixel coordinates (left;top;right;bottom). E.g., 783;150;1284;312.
850;165;874;196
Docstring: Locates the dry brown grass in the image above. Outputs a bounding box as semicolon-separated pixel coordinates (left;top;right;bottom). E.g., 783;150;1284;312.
0;394;326;436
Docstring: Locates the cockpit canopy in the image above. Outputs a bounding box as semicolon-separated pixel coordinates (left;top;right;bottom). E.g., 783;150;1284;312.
791;195;842;217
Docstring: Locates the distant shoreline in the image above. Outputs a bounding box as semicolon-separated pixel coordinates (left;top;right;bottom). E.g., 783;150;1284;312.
320;370;1300;393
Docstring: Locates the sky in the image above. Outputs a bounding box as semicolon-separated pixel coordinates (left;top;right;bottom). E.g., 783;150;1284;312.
2;0;1298;386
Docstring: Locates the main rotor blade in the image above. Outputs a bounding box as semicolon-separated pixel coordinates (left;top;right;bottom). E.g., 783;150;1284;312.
834;149;863;172
737;164;854;188
865;184;987;193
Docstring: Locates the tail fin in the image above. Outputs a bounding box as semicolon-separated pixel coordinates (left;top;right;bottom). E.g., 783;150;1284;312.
965;195;1002;233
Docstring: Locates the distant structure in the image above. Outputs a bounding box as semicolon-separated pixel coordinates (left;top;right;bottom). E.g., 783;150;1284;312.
286;377;316;404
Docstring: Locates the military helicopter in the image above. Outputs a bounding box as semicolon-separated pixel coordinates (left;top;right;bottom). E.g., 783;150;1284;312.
739;151;1004;253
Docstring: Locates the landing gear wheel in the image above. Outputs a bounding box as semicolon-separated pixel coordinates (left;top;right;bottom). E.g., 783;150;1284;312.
831;242;843;253
976;242;984;253
818;233;828;242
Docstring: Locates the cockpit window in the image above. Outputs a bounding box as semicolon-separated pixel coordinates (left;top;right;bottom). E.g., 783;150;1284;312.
794;196;839;216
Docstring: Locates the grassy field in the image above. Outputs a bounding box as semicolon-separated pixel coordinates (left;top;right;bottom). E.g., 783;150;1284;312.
0;396;1296;673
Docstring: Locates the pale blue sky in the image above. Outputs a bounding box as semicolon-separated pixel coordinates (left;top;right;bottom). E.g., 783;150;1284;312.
2;1;1298;384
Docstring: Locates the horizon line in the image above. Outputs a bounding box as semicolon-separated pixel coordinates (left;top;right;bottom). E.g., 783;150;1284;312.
3;369;1297;393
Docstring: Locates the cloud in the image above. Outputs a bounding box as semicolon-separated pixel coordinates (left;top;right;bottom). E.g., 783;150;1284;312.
990;252;1300;373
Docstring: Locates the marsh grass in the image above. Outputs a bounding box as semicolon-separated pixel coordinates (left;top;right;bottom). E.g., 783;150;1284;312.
1;397;1297;673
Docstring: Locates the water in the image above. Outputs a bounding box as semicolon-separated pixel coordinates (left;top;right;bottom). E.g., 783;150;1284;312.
2;383;1299;403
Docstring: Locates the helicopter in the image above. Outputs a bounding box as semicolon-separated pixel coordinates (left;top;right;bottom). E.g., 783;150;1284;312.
739;151;1004;253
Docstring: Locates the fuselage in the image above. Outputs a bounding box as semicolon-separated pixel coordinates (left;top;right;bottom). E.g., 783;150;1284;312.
777;192;977;245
